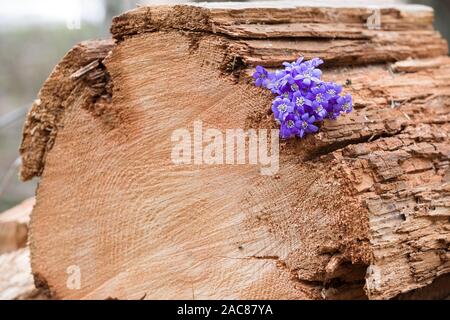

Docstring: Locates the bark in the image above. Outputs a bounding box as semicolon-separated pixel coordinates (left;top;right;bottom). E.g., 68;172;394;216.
20;1;449;300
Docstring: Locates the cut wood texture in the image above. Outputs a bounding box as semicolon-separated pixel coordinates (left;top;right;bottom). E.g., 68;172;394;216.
20;1;449;300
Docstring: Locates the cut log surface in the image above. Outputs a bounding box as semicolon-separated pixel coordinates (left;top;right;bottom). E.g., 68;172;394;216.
0;197;34;254
20;1;449;300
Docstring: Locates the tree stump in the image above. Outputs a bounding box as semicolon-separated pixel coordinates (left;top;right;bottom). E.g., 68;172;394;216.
19;1;450;300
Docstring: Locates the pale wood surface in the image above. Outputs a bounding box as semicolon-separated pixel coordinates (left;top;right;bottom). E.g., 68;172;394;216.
20;2;450;300
0;248;34;300
0;199;49;300
0;197;34;254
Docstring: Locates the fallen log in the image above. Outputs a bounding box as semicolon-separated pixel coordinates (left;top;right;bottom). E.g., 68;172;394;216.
0;197;34;254
0;200;49;300
0;247;49;300
20;1;449;300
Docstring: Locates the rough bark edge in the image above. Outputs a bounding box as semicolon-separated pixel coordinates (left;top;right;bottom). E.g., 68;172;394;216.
19;40;115;181
394;273;450;300
110;3;435;41
110;4;447;71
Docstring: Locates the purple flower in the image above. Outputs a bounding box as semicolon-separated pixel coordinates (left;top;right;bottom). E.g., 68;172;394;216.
253;66;269;87
308;58;324;68
338;94;353;114
310;84;327;104
323;82;342;100
294;69;322;87
267;70;287;94
279;91;294;100
272;97;294;121
253;57;352;140
280;113;300;139
312;105;328;120
282;57;304;73
326;94;351;119
297;113;319;138
276;74;296;97
292;91;312;114
326;101;342;120
289;82;300;92
293;58;323;86
308;85;329;119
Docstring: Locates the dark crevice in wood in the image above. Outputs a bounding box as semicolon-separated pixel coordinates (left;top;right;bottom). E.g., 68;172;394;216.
250;253;371;300
81;61;121;130
32;272;54;299
305;126;406;161
393;273;450;300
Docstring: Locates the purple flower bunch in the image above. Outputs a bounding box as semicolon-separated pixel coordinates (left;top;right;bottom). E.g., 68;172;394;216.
253;57;353;139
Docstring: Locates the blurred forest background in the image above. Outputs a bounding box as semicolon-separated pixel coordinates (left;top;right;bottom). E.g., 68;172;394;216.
0;0;449;211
